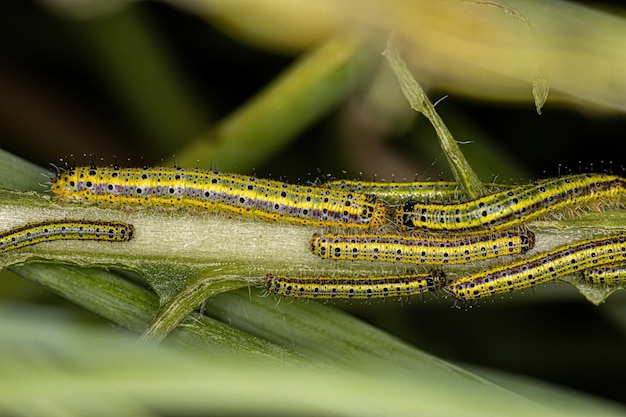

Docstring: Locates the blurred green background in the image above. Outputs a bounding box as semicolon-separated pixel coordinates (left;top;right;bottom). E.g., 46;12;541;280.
1;0;626;409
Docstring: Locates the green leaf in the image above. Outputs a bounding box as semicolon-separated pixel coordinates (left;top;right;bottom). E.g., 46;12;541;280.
1;301;620;417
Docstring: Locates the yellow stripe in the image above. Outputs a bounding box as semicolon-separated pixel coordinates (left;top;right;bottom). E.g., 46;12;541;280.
51;166;388;229
325;179;512;203
396;174;624;232
310;230;534;265
0;219;134;252
447;234;626;300
265;271;446;299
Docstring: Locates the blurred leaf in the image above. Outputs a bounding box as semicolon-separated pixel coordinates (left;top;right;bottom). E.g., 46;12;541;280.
3;301;625;417
177;35;375;171
177;0;626;111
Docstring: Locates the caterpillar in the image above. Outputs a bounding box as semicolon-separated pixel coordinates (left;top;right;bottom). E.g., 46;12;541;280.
310;230;535;265
51;166;389;229
581;266;626;285
0;219;134;253
447;234;626;300
324;179;513;203
265;271;446;299
395;173;625;232
324;179;462;203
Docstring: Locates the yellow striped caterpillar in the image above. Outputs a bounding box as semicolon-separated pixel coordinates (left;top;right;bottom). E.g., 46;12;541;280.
581;266;626;285
324;179;513;203
0;219;134;252
447;234;626;300
265;271;446;299
396;174;624;232
51;166;389;229
310;230;535;265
